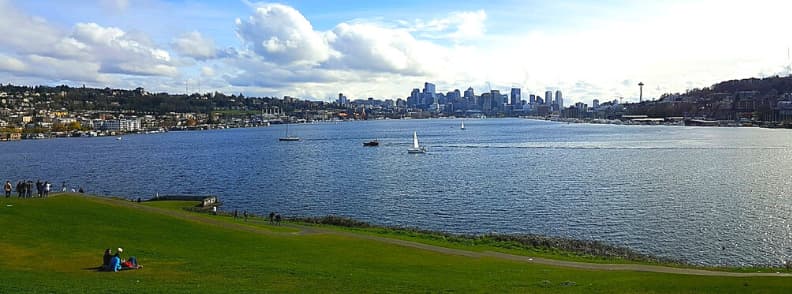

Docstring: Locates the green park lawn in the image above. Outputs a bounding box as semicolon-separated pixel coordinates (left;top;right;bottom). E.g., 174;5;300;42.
0;194;789;293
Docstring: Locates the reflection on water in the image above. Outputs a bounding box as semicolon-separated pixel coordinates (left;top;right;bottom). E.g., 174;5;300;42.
1;118;791;266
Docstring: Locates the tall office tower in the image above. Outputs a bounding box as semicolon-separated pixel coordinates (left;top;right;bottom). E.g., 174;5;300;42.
423;82;437;106
592;99;600;109
464;87;474;101
555;90;563;109
337;93;348;106
481;93;493;112
408;88;420;107
510;88;521;106
545;91;553;105
529;94;536;105
490;90;502;109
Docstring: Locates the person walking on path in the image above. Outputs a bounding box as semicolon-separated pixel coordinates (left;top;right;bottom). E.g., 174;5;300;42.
4;181;11;198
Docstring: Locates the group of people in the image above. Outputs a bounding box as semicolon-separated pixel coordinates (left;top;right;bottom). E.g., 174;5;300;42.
3;180;84;198
268;212;282;225
227;209;282;225
101;247;142;272
6;180;51;198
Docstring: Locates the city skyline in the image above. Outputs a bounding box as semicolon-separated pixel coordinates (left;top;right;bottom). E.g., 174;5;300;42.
1;0;791;106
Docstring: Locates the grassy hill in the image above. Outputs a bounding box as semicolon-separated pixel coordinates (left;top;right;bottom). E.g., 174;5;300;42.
0;194;789;293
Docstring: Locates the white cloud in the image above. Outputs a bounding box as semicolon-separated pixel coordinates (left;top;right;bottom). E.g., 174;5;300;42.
100;0;130;11
201;66;215;77
172;31;218;60
0;54;27;72
326;22;438;75
0;0;177;83
0;0;63;54
235;3;332;65
409;10;487;41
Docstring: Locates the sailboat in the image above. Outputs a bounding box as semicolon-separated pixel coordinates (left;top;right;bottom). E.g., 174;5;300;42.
460;120;465;130
278;123;300;141
407;131;427;154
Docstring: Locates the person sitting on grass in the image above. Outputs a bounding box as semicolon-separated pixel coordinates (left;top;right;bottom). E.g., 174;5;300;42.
110;247;142;272
102;248;113;271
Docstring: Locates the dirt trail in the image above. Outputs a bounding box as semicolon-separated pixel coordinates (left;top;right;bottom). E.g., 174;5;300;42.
86;195;792;277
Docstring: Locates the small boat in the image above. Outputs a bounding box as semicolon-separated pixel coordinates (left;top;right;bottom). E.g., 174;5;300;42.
363;140;379;146
116;137;122;140
407;131;427;154
460;120;465;130
279;124;300;141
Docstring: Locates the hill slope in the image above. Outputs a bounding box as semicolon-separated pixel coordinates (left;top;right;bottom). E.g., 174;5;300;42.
0;195;789;293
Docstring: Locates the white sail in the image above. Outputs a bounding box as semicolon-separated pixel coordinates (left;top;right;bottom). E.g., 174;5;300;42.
461;120;465;129
413;131;420;148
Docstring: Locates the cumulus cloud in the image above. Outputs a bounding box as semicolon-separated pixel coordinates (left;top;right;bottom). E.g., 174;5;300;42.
0;0;177;83
235;3;332;65
0;0;63;54
326;22;436;75
172;31;218;60
71;22;176;76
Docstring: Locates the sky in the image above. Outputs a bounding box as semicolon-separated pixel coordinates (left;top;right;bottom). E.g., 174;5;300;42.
1;0;791;105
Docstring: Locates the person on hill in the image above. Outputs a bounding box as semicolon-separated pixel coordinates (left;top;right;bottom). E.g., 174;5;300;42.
234;209;238;220
61;181;67;192
3;181;11;198
275;213;282;225
44;181;51;197
16;181;23;197
243;210;248;222
102;248;113;271
26;181;33;198
111;247;142;272
78;186;84;193
268;212;275;224
36;180;42;197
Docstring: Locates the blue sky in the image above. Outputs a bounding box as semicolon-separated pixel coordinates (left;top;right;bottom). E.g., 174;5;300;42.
1;0;791;104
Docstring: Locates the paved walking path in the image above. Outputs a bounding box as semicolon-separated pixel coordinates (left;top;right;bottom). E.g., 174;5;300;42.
85;195;792;278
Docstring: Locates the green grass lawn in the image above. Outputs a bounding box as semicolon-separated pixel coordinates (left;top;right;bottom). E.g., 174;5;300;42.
0;194;789;293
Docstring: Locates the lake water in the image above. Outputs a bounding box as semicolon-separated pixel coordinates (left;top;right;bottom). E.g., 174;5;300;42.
2;118;791;266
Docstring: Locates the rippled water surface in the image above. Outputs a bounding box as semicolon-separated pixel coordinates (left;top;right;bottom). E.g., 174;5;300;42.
2;119;791;266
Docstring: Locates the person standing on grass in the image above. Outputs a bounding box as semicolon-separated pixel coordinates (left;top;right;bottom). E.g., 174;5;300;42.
4;181;11;198
243;210;248;222
275;213;281;225
35;180;42;197
26;181;33;198
269;212;275;224
234;209;238;220
61;181;67;192
44;181;51;197
16;181;23;197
